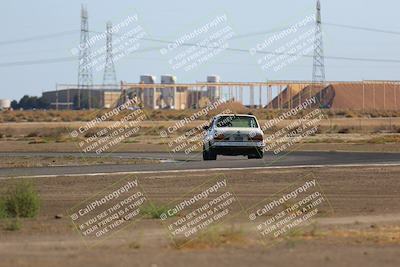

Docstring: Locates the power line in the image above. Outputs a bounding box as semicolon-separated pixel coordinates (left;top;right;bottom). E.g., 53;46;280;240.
0;21;398;48
1;43;400;68
231;27;294;40
0;30;78;46
0;47;163;68
323;22;400;35
89;29;400;63
138;37;400;64
2;24;400;68
0;57;75;67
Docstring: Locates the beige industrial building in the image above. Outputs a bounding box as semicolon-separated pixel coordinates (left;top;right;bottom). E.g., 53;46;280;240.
124;75;221;110
43;75;223;110
129;75;189;110
266;82;400;110
42;88;121;109
122;79;400;111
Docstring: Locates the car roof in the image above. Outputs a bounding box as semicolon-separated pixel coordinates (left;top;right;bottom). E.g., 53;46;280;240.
215;114;256;118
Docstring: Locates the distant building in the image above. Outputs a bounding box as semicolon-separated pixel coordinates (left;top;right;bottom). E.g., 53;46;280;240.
0;99;11;110
160;75;188;110
139;75;159;109
131;75;188;110
187;90;203;109
42;88;121;109
207;75;221;101
174;87;188;110
266;82;400;110
50;75;224;110
122;75;223;110
160;75;176;109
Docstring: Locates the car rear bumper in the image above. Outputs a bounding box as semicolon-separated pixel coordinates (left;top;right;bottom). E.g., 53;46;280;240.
211;141;264;156
212;141;264;147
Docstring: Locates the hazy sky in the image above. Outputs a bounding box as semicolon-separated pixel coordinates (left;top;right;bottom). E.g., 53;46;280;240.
1;0;399;100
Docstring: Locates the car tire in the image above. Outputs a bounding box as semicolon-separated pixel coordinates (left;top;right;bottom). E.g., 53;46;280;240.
248;149;263;159
255;152;264;159
209;149;217;160
202;147;209;160
203;145;217;161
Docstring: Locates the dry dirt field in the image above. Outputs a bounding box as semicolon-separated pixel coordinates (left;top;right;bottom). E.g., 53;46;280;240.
0;166;399;267
1;119;400;154
0;117;399;267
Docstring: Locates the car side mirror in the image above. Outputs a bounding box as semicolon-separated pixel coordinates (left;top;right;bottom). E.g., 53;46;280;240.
203;125;209;131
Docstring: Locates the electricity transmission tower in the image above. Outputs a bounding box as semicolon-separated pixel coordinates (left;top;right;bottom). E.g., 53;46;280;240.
77;5;93;109
103;22;118;90
312;0;326;83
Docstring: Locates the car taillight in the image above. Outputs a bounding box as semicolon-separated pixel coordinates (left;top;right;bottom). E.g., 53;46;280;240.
249;134;263;141
214;133;225;140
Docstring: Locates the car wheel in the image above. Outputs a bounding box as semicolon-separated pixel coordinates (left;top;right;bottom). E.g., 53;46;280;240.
203;145;217;161
254;152;263;159
255;149;264;159
248;150;263;159
202;146;210;160
209;149;217;160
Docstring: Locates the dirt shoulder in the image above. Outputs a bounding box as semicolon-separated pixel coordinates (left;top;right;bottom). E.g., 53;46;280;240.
0;166;399;267
0;156;158;168
1;139;400;153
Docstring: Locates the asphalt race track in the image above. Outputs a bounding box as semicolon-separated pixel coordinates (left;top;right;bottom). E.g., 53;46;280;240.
0;151;399;178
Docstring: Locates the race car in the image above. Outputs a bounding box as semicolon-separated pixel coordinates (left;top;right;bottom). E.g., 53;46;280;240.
202;114;265;160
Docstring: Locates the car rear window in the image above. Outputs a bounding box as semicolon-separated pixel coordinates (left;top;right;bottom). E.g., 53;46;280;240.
215;116;258;128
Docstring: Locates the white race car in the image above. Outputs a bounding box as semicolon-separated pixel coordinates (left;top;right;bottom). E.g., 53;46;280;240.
202;114;265;160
